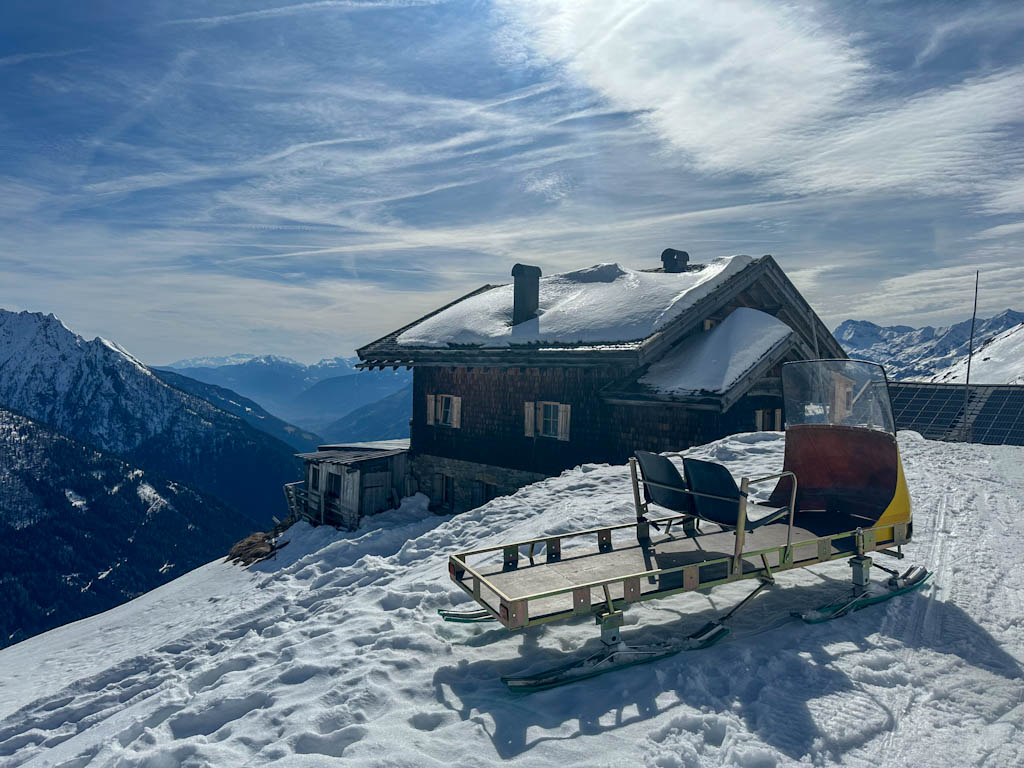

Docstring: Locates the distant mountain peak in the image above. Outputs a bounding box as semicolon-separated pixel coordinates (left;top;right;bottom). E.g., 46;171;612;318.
835;309;1024;381
165;353;260;369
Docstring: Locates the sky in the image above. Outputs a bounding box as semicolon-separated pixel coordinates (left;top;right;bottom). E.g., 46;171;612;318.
1;0;1023;365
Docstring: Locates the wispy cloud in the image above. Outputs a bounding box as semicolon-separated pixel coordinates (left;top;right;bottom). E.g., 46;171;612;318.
0;48;89;68
164;0;441;27
2;0;1023;363
915;3;1024;66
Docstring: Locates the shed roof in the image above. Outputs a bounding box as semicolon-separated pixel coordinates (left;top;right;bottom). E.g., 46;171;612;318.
296;447;407;465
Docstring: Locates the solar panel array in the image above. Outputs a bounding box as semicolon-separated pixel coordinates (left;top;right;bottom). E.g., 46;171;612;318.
888;382;1024;446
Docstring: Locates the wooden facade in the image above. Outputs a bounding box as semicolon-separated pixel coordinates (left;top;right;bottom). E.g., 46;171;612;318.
412;364;790;479
357;254;847;514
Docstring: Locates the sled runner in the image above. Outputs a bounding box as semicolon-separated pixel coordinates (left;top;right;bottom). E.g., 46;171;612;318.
442;360;931;690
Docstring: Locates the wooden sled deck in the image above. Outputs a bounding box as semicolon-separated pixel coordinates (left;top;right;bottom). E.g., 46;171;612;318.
449;511;911;630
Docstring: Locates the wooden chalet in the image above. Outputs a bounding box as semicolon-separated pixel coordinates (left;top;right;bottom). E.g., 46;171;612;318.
355;249;846;515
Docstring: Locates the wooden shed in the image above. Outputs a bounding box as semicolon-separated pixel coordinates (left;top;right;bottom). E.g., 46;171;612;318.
284;444;410;529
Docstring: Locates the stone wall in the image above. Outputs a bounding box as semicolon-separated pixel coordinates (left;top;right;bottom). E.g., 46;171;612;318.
410;452;544;514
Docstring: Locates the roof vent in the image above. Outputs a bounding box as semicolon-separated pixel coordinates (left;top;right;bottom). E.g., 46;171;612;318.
511;263;542;325
661;248;689;273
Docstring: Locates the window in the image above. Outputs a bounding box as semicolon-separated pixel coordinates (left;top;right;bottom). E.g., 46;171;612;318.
540;402;559;437
471;479;500;508
426;394;461;428
435;473;455;508
327;472;341;497
310;465;320;491
703;318;719;331
754;408;783;431
439;395;454;426
524;401;571;440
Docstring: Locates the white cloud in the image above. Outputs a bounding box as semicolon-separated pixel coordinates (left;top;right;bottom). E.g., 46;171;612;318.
842;260;1024;328
974;221;1024;240
496;0;1024;203
983;177;1024;215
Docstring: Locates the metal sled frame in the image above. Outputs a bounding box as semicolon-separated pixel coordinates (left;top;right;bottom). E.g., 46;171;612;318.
447;462;912;631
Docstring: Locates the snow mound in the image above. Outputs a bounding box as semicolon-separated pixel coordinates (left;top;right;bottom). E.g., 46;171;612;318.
397;256;752;347
640;308;792;395
1;435;1023;767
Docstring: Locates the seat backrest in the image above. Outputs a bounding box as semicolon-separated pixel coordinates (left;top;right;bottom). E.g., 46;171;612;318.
682;458;741;526
634;451;693;514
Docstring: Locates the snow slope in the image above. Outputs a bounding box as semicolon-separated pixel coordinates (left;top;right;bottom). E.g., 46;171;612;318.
397;257;751;348
1;434;1022;767
928;322;1024;385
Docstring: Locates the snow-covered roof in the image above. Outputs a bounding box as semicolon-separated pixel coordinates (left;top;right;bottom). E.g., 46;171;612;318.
639;307;793;395
395;256;751;348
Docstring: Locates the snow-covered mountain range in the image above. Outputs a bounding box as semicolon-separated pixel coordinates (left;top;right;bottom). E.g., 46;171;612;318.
0;309;309;646
0;432;1020;766
0;408;249;646
0;309;301;527
166;353;353;373
834;309;1024;381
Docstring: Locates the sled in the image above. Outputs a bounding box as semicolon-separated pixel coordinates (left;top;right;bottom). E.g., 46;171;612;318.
443;360;930;690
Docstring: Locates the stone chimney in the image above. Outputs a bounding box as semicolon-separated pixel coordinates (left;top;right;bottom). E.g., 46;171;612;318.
660;248;689;273
511;263;542;325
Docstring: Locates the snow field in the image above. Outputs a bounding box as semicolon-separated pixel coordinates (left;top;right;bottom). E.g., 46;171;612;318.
0;432;1022;766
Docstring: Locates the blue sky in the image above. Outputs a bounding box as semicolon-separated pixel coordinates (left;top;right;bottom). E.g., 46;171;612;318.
1;0;1023;364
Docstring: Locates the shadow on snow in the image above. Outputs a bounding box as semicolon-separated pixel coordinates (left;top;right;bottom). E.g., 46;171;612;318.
432;578;1021;762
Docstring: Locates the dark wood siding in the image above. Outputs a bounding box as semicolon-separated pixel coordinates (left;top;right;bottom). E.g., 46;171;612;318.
412;367;785;475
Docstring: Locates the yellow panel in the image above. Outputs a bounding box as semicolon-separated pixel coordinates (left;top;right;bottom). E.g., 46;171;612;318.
874;446;912;527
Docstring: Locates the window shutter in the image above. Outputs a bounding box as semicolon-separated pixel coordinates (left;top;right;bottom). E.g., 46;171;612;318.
426;394;435;425
452;396;462;428
754;409;764;430
557;403;571;441
432;473;442;503
524;401;534;437
774;409;782;431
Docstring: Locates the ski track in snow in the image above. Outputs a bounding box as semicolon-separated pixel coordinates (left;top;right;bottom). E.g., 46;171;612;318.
0;434;1022;766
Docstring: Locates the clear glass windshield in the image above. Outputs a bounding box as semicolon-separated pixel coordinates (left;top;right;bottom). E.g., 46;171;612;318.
782;360;895;434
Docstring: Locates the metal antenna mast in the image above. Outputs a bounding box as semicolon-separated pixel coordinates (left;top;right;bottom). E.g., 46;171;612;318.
962;270;980;442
